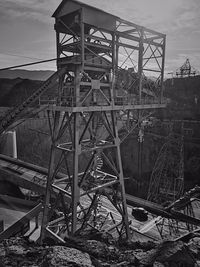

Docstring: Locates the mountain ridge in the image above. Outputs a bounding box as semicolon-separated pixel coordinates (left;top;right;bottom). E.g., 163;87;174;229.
0;69;55;81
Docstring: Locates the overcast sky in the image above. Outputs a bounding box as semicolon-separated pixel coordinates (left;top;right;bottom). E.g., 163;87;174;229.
0;0;200;77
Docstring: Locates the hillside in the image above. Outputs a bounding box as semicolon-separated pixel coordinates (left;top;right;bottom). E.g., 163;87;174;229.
0;69;55;81
162;75;200;120
0;78;42;107
1;74;200;111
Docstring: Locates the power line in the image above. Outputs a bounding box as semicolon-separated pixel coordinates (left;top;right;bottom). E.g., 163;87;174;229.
0;58;57;72
0;50;138;72
0;51;44;61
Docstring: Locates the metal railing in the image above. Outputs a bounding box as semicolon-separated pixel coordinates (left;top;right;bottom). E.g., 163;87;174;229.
39;95;166;108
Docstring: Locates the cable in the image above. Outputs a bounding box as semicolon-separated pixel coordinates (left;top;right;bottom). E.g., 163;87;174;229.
0;58;57;72
0;51;44;61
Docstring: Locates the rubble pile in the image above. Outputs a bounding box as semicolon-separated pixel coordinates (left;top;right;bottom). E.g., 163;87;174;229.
0;232;200;267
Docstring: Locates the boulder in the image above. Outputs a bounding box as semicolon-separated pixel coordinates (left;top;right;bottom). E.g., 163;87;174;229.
46;246;94;267
116;249;138;264
153;240;195;267
134;248;157;266
84;240;111;259
0;237;45;267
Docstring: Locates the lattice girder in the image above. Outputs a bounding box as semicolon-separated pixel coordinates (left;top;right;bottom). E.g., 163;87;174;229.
40;0;166;243
40;108;130;242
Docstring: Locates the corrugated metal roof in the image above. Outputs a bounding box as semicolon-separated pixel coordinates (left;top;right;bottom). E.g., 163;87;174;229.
52;0;119;20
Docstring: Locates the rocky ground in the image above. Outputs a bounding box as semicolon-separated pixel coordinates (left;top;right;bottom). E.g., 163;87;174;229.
1;229;200;267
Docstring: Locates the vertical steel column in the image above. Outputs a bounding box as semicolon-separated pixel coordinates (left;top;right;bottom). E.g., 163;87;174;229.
111;111;131;239
70;45;82;232
56;29;60;69
80;9;85;70
40;110;61;242
137;28;144;184
75;66;81;106
160;36;166;103
71;112;80;233
111;29;130;238
111;32;118;103
138;27;144;104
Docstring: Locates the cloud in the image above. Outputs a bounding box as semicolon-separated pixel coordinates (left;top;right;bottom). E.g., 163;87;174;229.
0;0;60;24
165;51;200;75
80;0;200;36
0;52;56;71
1;0;199;33
0;0;200;72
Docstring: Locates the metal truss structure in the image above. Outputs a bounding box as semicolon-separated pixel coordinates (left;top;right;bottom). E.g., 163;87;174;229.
38;0;166;243
0;0;166;243
154;186;200;239
147;123;184;205
175;58;198;78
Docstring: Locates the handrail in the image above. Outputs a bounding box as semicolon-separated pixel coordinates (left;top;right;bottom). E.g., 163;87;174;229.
39;95;166;108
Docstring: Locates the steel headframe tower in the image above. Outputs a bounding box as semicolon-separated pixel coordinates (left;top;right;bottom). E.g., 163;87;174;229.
176;58;197;78
40;0;166;243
